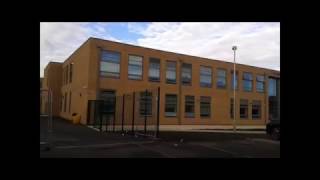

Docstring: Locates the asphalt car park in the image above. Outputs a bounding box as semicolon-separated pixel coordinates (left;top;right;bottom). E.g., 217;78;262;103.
40;118;280;158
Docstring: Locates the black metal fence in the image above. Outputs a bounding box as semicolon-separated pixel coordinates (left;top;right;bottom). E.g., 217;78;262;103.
87;87;160;138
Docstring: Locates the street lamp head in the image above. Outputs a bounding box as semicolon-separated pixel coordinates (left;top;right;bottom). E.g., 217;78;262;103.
232;46;237;51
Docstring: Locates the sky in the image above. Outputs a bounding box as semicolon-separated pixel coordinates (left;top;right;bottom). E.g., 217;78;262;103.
40;22;280;77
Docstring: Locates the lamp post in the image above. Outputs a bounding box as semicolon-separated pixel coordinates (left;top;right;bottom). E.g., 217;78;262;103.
232;46;237;133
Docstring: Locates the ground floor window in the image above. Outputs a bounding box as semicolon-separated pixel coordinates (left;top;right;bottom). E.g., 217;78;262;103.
200;96;211;118
185;95;195;117
252;100;261;119
240;99;248;119
140;91;152;116
165;94;177;117
230;98;234;118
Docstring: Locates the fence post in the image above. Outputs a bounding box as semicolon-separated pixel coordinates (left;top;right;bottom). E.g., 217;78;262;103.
132;92;135;134
156;87;160;138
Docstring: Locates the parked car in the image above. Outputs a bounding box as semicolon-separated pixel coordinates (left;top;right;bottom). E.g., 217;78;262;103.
266;121;280;140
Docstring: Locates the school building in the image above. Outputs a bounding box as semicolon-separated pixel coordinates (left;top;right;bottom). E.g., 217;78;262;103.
41;37;280;128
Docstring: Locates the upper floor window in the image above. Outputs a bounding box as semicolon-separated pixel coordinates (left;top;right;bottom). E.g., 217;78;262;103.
166;61;176;84
268;78;277;96
149;58;160;82
200;66;212;87
181;63;192;85
231;70;238;90
256;75;265;92
128;55;143;80
100;50;121;78
217;69;227;88
243;72;253;92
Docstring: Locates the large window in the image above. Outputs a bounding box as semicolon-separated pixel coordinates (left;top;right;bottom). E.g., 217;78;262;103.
252;100;261;119
166;61;176;84
217;69;227;88
128;55;143;80
185;95;195;117
140;91;152;116
268;78;277;96
181;63;192;85
200;66;212;87
231;71;238;90
149;58;160;82
200;96;211;117
100;50;121;78
165;94;177;117
256;75;265;92
240;99;248;119
243;72;253;92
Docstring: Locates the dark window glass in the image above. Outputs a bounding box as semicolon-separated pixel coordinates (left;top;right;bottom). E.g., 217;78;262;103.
185;95;195;117
240;99;248;119
252;100;261;119
181;63;192;85
165;94;177;116
140;91;152;116
200;96;211;117
149;58;160;82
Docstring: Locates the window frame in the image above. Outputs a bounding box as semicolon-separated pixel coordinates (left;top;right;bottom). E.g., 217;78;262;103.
216;68;227;89
148;57;161;82
181;63;192;86
166;60;177;84
256;75;265;93
128;54;144;81
184;95;195;117
200;96;211;118
100;50;121;79
200;66;212;88
243;72;253;92
165;94;178;117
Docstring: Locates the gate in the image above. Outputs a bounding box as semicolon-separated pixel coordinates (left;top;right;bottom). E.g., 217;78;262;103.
87;87;160;138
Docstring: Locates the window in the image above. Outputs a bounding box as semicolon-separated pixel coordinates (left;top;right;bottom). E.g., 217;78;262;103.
217;69;227;88
100;50;121;78
256;75;265;92
165;94;177;117
149;58;160;82
252;100;261;119
66;65;69;84
243;72;253;92
64;92;67;112
61;96;63;112
185;95;195;117
69;92;72;113
230;98;234;118
140;91;152;116
231;71;238;90
166;61;176;84
181;63;192;85
200;66;212;87
240;99;248;119
200;96;211;117
128;55;143;80
268;78;277;96
69;63;73;83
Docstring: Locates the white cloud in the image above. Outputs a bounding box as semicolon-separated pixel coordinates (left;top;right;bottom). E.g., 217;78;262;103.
135;22;280;71
40;22;120;77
